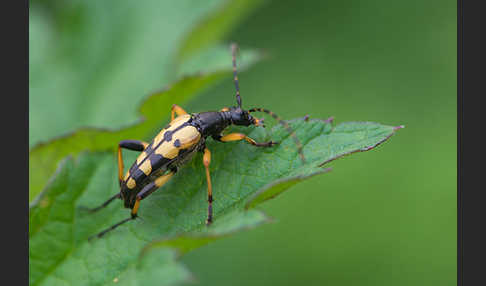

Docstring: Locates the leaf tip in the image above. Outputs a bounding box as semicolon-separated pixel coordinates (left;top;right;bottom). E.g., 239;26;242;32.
394;125;405;131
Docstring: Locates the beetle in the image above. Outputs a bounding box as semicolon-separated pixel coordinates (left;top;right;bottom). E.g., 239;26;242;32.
85;43;306;240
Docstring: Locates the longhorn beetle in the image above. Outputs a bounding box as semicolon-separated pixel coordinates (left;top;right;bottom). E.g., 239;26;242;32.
84;43;306;240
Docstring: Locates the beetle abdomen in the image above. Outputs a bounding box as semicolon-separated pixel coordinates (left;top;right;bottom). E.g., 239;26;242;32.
123;114;202;191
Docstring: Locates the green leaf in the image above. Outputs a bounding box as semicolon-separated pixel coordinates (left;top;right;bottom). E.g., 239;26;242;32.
29;118;402;286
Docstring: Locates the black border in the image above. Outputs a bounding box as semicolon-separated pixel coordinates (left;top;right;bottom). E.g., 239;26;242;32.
5;0;29;285
460;0;486;285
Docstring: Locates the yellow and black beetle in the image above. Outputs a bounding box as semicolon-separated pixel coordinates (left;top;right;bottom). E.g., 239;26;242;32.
85;44;306;239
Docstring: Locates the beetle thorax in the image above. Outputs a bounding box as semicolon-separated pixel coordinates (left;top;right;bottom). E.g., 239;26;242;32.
192;111;229;137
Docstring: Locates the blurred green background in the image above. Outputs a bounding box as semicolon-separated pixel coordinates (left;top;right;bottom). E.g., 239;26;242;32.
182;1;456;285
30;0;456;285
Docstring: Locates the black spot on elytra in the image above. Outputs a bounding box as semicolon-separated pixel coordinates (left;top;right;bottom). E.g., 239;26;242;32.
173;139;181;147
163;130;173;142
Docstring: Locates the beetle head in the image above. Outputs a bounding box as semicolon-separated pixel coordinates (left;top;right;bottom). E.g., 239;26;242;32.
230;107;259;127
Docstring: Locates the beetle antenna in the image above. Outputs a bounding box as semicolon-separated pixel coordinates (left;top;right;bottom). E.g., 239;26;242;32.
249;108;306;163
231;43;242;108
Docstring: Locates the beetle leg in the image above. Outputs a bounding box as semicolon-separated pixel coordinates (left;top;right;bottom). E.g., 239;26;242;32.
219;133;277;147
80;193;121;213
89;171;175;240
203;147;213;225
88;217;134;241
171;104;188;121
118;140;149;186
